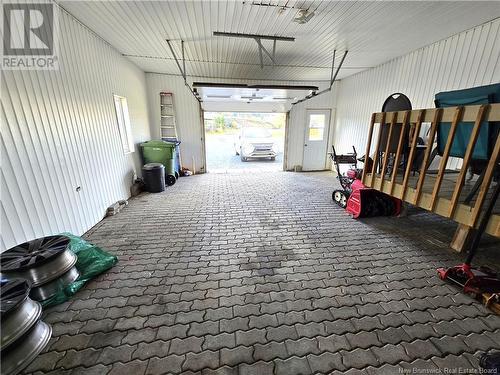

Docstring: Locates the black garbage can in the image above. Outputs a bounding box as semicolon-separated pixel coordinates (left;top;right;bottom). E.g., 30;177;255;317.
142;163;165;193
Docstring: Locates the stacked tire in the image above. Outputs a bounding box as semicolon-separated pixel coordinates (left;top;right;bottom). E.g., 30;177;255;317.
1;236;80;301
1;279;52;375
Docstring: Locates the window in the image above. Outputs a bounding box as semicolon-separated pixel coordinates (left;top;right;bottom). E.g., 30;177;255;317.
113;95;134;154
308;114;326;141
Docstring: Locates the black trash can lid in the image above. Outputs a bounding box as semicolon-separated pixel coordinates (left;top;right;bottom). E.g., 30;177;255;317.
143;163;165;170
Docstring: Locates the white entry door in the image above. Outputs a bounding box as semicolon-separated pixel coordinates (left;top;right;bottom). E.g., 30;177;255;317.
302;109;331;171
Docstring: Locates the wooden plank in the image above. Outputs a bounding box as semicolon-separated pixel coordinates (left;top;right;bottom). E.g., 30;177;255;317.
367;173;500;238
373;103;500;123
470;132;500;227
369;113;386;188
429;106;464;212
460;103;500;122
449;105;489;218
361;113;376;185
414;109;442;205
486;214;500;238
450;224;476;253
379;112;397;190
400;110;425;200
481;293;500;315
366;104;500;240
389;111;410;196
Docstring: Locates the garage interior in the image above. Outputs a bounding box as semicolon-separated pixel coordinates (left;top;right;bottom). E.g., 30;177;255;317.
1;1;500;374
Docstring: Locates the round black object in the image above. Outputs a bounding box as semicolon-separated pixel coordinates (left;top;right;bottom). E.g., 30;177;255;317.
381;93;412;112
142;163;165;193
479;351;500;371
332;190;348;208
1;236;70;272
0;278;30;318
166;174;176;186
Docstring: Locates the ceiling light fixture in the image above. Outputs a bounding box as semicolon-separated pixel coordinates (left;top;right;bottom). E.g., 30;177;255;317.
293;9;314;24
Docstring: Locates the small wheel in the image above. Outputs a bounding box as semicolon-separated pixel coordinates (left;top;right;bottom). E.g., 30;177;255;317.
333;190;342;203
333;190;348;208
166;174;176;186
270;157;276;161
241;155;247;162
339;193;347;208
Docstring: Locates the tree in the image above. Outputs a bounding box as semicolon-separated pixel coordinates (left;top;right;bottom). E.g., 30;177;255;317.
214;113;226;132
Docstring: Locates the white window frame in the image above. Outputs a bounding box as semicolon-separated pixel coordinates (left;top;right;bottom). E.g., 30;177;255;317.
113;95;134;154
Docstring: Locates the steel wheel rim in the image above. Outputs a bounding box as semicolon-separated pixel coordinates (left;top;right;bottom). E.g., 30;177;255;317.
1;320;52;375
0;279;30;316
1;279;43;351
30;266;80;301
1;250;77;287
1;297;42;350
1;236;70;272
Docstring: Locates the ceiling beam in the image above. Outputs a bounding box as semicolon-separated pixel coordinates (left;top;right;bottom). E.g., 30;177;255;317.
166;39;186;82
165;39;202;103
330;50;348;87
329;50;336;85
123;54;370;71
293;50;348;105
192;83;319;91
214;31;294;69
213;31;295;42
255;38;276;66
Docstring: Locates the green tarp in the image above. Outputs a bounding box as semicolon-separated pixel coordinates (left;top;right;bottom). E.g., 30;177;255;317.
41;233;118;308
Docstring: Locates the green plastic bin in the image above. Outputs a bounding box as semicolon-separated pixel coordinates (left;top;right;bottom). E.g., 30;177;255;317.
141;140;177;185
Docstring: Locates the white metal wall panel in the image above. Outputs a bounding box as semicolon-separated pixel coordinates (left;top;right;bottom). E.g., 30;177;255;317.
145;74;204;173
287;83;338;171
333;19;500;160
1;6;151;252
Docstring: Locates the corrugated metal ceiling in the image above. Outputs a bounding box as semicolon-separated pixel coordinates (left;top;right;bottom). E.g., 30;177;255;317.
59;1;500;81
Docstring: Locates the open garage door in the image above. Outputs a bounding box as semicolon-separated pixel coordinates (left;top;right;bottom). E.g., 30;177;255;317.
195;83;318;173
204;112;286;173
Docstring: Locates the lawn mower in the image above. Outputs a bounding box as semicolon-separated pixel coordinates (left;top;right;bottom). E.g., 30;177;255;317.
329;145;402;218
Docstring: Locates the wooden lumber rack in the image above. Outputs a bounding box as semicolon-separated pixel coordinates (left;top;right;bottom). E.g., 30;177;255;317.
361;103;500;249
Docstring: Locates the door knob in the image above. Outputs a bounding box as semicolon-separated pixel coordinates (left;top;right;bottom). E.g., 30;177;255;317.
304;144;308;146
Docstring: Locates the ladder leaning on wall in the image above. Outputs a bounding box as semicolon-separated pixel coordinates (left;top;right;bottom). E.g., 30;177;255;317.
160;92;178;139
159;92;183;174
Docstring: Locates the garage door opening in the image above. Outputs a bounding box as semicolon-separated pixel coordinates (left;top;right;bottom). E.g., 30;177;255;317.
204;112;286;173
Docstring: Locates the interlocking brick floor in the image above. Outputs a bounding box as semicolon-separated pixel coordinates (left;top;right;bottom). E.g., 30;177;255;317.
29;171;500;374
